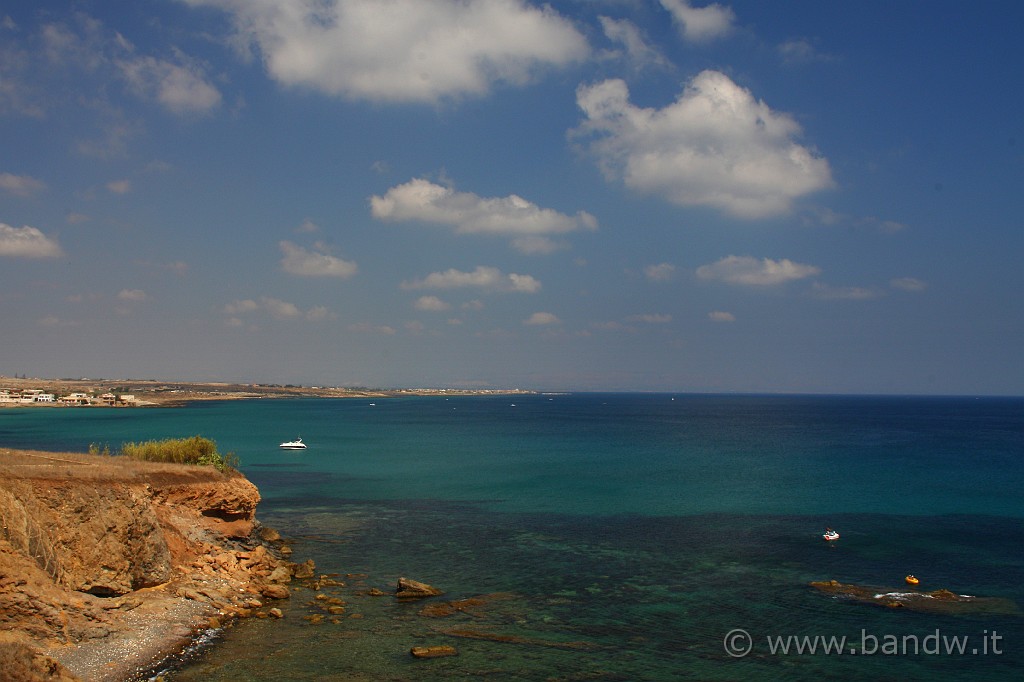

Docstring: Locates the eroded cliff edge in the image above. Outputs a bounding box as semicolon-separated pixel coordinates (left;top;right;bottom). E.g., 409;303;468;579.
0;449;313;681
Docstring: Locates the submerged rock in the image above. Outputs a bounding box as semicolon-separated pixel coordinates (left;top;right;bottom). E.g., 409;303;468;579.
410;645;458;658
810;580;1021;615
443;628;599;650
418;592;517;618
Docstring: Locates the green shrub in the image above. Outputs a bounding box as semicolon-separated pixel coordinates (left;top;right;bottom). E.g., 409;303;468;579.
88;442;112;456
119;436;239;472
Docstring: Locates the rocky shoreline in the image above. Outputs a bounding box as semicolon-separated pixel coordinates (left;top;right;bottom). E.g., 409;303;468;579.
0;449;314;681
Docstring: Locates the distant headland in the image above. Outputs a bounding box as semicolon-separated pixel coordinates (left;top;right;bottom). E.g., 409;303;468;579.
0;376;534;408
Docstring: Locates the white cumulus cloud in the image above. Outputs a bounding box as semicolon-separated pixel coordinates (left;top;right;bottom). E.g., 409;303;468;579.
599;16;669;69
106;179;131;194
185;0;589;103
414;295;451;311
371;178;596;237
0;223;63;258
574;71;833;218
811;283;881;300
260;297;302;319
223;296;332;321
117;288;147;301
890;277;927;292
524;311;560;326
279;241;358;278
644;263;676;282
696;255;820;286
401;265;541;293
0;173;46;197
511;236;567;255
658;0;736;43
118;55;222;115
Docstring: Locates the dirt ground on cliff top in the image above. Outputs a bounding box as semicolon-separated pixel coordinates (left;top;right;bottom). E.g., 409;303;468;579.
0;449;236;486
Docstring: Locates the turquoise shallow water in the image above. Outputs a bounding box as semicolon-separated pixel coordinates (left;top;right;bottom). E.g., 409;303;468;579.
2;393;1022;680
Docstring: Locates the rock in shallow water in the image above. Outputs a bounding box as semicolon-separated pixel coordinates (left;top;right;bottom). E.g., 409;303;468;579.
410;645;458;658
395;577;443;599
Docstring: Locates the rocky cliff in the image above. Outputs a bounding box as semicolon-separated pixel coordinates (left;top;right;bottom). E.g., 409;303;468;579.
0;449;312;681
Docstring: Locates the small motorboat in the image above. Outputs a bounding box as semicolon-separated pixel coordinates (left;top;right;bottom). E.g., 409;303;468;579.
905;575;920;586
279;437;306;450
822;530;840;542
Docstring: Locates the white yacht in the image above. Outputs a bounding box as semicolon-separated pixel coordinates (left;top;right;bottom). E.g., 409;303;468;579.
279;437;306;450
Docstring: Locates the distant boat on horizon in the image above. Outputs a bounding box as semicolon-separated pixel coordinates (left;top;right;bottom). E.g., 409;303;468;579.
279;437;306;450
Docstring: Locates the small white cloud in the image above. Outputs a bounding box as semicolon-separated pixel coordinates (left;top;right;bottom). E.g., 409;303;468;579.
38;315;79;327
644;263;676;282
106;179;131;194
222;296;333;322
371;178;596;238
164;260;189;276
599;16;669;69
117;288;147;302
279;240;358;278
414;295;451;311
708;310;735;322
811;283;881;300
627;313;672;324
224;299;259;315
697;255;821;286
778;39;834;65
0;172;45;197
507;273;542;293
890;277;927;292
525;312;560;326
295;219;319;233
878;219;907;233
659;0;736;43
402;266;540;293
348;322;396;335
511;235;567;255
118;55;222;115
261;297;302;319
305;305;335;321
574;72;833;218
0;223;63;258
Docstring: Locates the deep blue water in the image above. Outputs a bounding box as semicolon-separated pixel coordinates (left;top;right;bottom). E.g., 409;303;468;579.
2;393;1022;680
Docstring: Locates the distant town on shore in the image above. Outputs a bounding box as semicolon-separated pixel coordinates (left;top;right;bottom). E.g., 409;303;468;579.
0;376;534;408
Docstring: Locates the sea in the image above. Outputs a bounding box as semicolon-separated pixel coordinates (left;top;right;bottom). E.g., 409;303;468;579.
1;393;1022;681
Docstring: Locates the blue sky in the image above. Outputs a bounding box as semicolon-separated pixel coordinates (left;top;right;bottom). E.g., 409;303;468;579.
1;0;1022;395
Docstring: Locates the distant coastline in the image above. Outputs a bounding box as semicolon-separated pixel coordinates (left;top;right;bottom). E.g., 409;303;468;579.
0;376;535;408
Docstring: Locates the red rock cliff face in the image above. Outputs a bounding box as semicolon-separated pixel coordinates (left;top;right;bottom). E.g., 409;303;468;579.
0;450;311;681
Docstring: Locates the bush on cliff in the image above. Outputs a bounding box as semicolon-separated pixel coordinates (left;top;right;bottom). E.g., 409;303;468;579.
118;436;239;472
